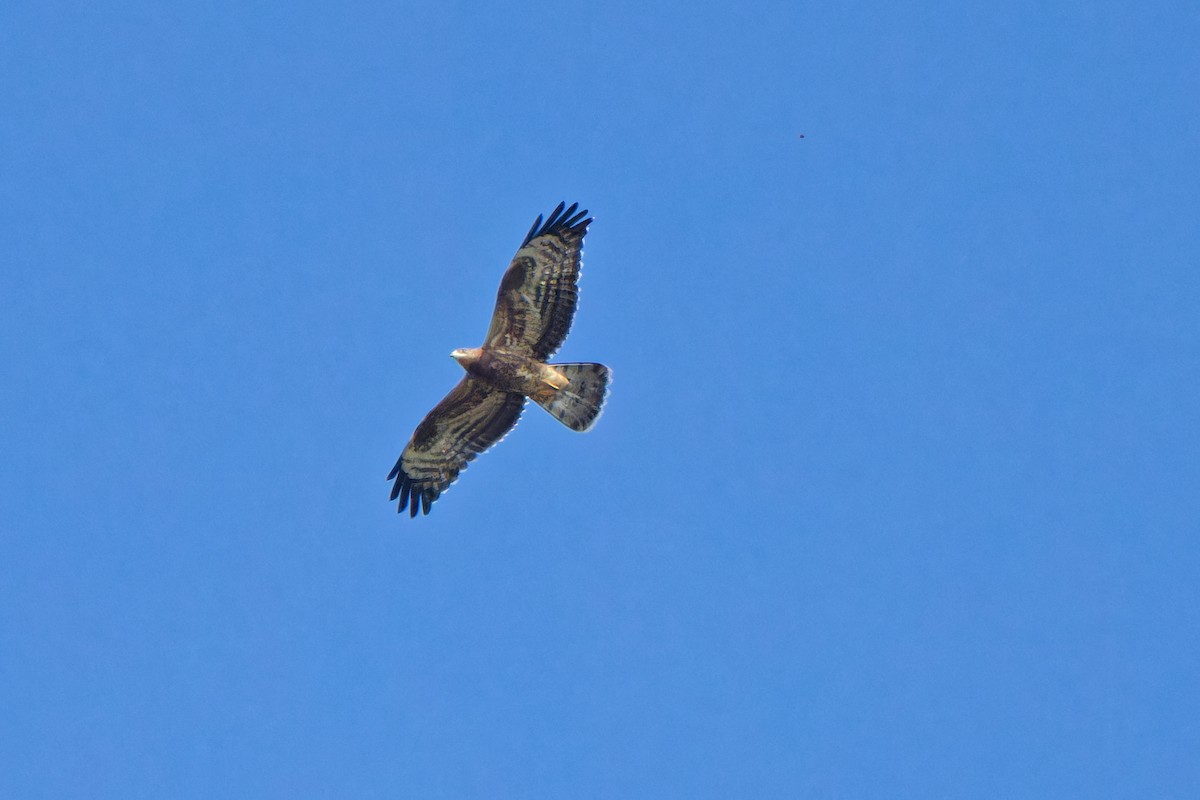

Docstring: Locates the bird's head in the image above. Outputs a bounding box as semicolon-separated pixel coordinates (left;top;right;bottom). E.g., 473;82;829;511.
450;347;481;368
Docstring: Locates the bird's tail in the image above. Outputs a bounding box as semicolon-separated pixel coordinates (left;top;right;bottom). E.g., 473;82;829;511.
533;363;611;432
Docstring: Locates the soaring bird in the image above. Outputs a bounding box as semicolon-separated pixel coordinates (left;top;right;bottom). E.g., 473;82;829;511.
388;202;611;517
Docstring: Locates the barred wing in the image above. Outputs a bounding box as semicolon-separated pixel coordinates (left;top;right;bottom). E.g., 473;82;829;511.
484;202;592;360
388;377;526;517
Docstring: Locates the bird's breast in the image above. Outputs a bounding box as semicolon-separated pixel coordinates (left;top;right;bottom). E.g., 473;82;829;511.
473;349;552;396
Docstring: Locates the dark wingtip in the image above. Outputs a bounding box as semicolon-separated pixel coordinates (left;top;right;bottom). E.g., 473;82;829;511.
522;201;591;246
389;461;434;518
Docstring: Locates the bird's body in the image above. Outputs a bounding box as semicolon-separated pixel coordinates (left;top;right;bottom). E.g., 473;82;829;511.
388;202;610;517
450;347;568;398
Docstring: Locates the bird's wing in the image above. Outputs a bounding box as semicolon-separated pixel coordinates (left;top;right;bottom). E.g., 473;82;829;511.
484;202;591;360
388;377;526;517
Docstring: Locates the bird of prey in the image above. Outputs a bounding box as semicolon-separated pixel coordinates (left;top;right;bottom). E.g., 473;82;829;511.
388;202;611;517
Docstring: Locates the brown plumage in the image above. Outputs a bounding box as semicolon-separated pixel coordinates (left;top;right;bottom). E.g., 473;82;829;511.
388;202;611;517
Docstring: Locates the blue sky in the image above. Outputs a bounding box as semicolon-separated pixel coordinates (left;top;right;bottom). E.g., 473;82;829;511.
2;0;1198;796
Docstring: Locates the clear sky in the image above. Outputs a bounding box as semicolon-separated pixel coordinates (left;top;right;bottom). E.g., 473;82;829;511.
2;1;1198;797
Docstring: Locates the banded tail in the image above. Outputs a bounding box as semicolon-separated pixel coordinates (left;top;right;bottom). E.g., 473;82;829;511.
533;363;611;432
